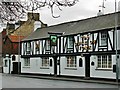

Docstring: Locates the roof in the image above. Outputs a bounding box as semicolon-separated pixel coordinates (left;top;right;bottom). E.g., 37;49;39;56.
8;35;25;42
22;12;120;41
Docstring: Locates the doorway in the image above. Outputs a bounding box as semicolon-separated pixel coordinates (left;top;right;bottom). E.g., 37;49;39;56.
85;55;90;78
12;62;21;74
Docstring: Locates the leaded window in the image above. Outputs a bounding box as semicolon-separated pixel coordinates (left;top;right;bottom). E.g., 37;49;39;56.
67;36;74;48
24;58;30;66
42;57;49;67
46;40;50;51
27;42;31;51
100;32;107;46
67;56;76;67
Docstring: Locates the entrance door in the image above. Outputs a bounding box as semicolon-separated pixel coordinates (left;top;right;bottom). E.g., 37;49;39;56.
12;62;21;74
85;55;90;78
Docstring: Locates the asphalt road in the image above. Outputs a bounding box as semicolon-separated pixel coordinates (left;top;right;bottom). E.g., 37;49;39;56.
2;74;119;88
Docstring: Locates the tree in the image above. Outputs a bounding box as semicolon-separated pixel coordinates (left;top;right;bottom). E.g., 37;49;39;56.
0;0;78;22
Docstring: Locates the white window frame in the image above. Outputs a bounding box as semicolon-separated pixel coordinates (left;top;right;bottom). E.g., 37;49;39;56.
46;40;50;51
97;55;112;69
67;36;74;48
41;57;49;67
67;56;76;67
100;32;107;46
27;42;31;52
24;58;30;67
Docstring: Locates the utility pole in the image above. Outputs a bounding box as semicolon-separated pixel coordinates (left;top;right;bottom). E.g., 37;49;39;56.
115;0;119;85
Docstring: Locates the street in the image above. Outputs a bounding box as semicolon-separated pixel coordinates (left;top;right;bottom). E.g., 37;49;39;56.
2;74;118;88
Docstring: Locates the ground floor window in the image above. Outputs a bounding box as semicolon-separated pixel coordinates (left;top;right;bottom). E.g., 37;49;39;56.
42;57;49;67
4;60;8;67
24;58;30;66
97;55;112;69
67;56;76;67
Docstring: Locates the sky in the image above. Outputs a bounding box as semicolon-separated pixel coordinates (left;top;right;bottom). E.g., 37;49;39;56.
0;0;120;31
40;0;119;26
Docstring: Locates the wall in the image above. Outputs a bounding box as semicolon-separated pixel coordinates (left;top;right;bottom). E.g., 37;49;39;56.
117;30;120;50
60;56;85;77
90;55;116;79
21;57;54;75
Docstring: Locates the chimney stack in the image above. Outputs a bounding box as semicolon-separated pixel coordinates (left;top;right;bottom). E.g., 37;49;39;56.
27;13;40;21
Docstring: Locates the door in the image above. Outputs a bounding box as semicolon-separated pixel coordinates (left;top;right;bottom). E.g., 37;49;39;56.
12;62;21;74
53;56;57;76
85;55;90;78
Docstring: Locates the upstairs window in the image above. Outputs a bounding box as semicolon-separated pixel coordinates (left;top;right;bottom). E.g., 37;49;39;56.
46;40;50;51
100;32;107;46
27;42;31;52
67;36;74;48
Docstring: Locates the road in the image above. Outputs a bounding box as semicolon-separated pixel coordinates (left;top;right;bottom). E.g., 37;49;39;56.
2;74;119;88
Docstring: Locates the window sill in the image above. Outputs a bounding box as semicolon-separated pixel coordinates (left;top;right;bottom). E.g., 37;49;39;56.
40;67;50;69
65;67;77;70
23;66;30;68
95;68;112;71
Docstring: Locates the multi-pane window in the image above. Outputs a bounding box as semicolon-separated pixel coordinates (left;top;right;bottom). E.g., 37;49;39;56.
97;55;112;69
67;56;76;67
100;32;107;46
27;42;31;51
46;40;50;50
24;58;30;66
67;36;74;48
42;57;49;67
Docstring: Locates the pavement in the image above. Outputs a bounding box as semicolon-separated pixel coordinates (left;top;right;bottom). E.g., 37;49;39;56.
2;73;120;85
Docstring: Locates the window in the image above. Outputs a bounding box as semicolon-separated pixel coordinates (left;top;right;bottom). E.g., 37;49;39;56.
46;40;50;50
4;60;7;67
24;58;30;66
42;57;49;67
97;55;112;69
67;36;74;48
67;56;76;67
100;32;107;46
27;42;31;51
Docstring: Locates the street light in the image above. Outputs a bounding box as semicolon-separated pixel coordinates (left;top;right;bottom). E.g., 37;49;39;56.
115;0;119;84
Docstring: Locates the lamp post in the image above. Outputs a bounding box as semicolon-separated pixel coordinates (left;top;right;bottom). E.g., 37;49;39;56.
115;0;119;84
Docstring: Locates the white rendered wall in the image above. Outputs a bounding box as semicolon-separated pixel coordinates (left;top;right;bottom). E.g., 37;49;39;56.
90;55;116;79
60;56;85;77
21;57;54;75
3;56;10;74
117;30;120;50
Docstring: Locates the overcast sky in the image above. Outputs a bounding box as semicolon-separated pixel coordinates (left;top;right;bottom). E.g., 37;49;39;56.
40;0;120;26
0;0;120;31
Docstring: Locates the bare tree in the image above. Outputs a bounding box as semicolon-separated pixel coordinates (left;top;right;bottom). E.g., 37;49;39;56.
0;0;78;22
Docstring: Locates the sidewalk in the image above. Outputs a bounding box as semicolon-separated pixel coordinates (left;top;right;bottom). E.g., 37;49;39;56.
2;73;120;85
